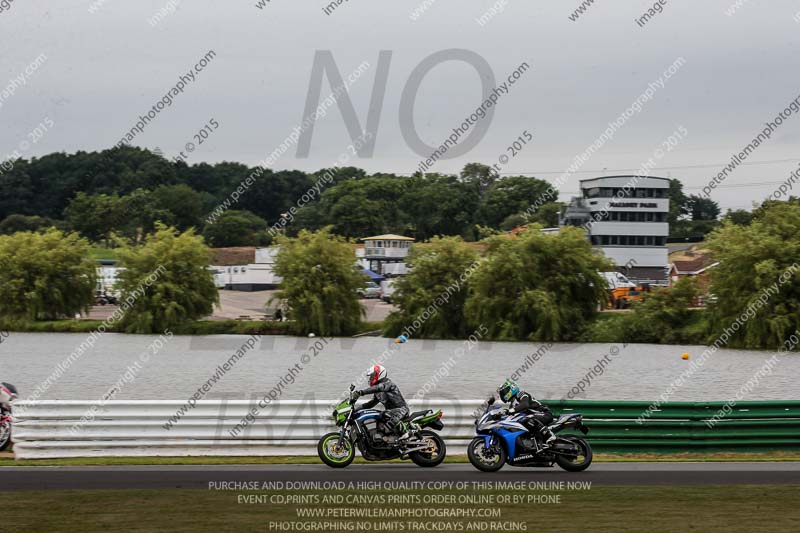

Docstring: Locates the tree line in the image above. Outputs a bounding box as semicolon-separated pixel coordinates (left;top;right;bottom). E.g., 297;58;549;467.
0;225;216;333
0;200;797;347
274;200;800;350
0;146;745;246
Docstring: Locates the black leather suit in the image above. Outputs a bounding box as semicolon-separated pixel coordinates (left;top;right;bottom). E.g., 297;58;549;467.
359;378;409;434
510;391;554;436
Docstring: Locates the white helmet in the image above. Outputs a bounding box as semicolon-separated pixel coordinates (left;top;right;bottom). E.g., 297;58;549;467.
0;382;16;407
366;364;387;386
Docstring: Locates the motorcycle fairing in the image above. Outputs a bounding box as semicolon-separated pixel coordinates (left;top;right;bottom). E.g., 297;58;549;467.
355;409;383;422
495;427;526;459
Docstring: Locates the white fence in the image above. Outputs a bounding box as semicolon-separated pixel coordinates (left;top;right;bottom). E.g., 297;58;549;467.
11;400;484;460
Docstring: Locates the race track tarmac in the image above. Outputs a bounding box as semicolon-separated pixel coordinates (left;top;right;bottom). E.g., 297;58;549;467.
1;462;799;491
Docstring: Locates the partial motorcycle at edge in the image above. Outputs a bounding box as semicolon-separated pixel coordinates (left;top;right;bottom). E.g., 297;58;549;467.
0;382;17;451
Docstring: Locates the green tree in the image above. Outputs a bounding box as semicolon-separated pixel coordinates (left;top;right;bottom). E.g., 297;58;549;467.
298;176;407;238
150;184;206;231
671;194;721;239
753;196;800;219
117;189;173;243
460;163;497;192
271;228;365;336
0;214;56;235
465;226;611;341
202;210;270;247
64;192;122;243
115;225;218;333
239;170;314;224
527;202;563;228
401;174;480;239
384;237;479;338
687;194;721;221
0;158;35;220
0;229;96;320
706;202;800;348
722;208;753;226
667;178;689;227
477;176;553;228
578;278;705;344
500;213;528;231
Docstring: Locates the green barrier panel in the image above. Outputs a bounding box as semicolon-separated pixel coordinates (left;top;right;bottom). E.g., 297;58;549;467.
541;400;800;453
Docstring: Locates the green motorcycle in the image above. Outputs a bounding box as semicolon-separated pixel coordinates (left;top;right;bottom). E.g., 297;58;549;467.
317;385;447;468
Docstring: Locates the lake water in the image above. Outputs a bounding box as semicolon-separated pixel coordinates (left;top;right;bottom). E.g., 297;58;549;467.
0;333;797;402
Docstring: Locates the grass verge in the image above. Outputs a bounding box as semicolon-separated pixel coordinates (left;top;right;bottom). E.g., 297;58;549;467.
6;485;800;532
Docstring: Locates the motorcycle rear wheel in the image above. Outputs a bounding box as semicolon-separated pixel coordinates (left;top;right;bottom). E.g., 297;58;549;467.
555;436;593;472
467;437;506;472
409;431;446;467
317;432;355;468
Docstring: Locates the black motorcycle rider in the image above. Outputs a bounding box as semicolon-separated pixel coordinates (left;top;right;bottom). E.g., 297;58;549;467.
355;365;410;441
497;378;556;448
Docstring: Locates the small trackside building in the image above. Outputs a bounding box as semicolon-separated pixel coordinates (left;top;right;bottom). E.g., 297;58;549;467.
358;234;415;276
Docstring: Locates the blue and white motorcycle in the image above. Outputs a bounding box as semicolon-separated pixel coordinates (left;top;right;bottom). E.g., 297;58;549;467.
467;396;592;472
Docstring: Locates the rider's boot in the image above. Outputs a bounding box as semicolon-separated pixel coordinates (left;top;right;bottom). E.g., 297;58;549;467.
539;428;556;448
397;422;412;441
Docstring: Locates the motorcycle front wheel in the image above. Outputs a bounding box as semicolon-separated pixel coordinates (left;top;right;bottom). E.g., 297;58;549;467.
467;437;506;472
317;432;356;468
555;436;593;472
0;420;11;451
409;431;446;467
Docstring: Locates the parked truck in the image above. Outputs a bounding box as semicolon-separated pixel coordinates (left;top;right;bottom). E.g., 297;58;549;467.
601;271;650;309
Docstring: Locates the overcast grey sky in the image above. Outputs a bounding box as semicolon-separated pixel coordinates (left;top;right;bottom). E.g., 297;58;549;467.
1;0;799;211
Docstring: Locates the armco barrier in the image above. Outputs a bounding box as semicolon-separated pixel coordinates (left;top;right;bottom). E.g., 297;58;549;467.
10;400;800;459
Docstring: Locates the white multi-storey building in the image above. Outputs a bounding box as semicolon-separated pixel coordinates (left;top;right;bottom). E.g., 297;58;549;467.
560;175;670;284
